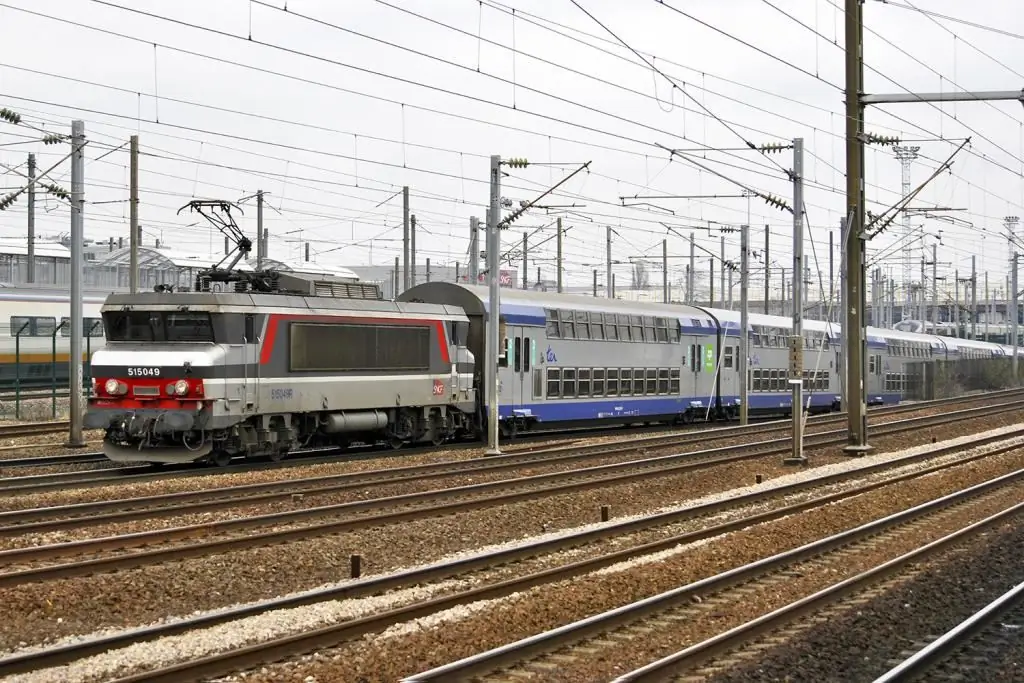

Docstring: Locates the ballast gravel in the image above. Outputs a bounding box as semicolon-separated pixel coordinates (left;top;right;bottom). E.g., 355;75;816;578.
6;425;1024;682
231;455;1024;683
0;413;1022;653
702;511;1024;682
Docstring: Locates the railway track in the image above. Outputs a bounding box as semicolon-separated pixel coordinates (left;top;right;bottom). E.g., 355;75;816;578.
2;387;1020;494
0;420;69;439
2;388;1020;475
3;425;1020;680
1;399;1021;571
405;468;1024;682
872;579;1024;683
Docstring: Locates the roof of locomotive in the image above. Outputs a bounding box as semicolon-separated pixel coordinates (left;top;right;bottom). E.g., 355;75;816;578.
399;282;716;328
100;290;468;318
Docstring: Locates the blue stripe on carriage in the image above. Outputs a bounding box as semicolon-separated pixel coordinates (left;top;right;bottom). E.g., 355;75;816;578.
492;391;906;421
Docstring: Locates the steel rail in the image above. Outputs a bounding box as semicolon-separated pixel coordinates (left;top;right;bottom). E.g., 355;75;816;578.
406;471;1024;682
1;387;1016;480
0;403;1021;587
615;516;1024;682
870;580;1024;683
8;429;1017;681
0;410;891;530
0;400;1018;580
0;420;70;438
3;393;1022;531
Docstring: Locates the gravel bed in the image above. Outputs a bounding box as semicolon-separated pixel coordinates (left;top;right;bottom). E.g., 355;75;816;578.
0;414;1021;652
9;435;1019;683
7;403;1023;549
701;505;1024;682
0;395;990;511
224;452;1024;683
8;428;1024;679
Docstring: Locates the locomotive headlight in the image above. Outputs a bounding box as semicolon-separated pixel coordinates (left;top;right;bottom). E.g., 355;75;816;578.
174;379;190;396
104;378;120;395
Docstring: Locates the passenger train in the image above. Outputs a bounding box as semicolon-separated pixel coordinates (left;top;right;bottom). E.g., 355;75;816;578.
79;272;1022;466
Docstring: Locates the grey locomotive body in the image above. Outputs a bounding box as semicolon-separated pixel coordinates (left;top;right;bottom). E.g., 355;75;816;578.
86;272;476;465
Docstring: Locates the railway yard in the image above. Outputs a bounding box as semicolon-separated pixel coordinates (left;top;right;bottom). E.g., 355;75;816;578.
0;391;1016;682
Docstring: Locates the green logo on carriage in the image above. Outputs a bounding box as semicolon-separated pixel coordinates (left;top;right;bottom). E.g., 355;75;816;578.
703;345;715;373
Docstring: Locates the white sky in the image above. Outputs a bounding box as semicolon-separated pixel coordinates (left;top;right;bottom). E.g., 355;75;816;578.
0;0;1022;300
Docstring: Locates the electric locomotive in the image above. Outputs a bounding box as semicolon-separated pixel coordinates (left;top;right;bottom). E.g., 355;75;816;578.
85;201;478;465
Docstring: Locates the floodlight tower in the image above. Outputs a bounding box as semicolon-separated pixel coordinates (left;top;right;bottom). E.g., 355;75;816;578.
894;145;920;319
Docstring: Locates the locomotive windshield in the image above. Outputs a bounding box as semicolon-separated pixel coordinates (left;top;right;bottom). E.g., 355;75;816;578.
103;310;215;342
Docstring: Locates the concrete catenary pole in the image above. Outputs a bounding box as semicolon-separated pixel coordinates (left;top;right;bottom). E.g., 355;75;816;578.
689;233;696;304
739;223;750;425
468;216;480;284
522;231;528;290
129;135;139;293
68;120;85;448
843;0;870;453
932;244;938;335
971;255;977;340
764;225;771;314
485;156;502;455
719;235;726;307
402;186;410;292
256;189;264;271
556;217;564;293
411;214;417;288
606;226;613;299
1013;253;1019;381
787;137;806;464
662;238;669;303
26;153;36;284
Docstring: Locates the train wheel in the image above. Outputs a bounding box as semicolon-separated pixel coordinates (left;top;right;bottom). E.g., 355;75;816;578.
210;450;232;467
268;448;287;463
389;437;405;450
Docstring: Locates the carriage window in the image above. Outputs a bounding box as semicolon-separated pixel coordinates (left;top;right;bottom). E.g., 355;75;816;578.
670;367;680;394
658;368;669;394
591;313;605;340
523;337;531;373
561;368;577;398
630;316;643;342
545;310;560;338
643;316;656;342
578;369;592;397
644;368;656;395
723;346;735;369
629;368;641;394
514;337;522;373
607;368;620;396
593;368;606;396
576;311;591;340
752;368;761;392
614;315;630;342
605;320;618;340
620;368;632;395
546;367;561;398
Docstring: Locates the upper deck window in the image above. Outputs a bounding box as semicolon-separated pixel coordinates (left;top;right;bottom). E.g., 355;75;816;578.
104;311;215;342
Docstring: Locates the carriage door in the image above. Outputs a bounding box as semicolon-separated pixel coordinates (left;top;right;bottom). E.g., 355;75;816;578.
243;314;259;412
510;328;533;411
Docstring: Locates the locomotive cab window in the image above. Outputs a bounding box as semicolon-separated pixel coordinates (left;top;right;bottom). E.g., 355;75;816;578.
103;311;214;343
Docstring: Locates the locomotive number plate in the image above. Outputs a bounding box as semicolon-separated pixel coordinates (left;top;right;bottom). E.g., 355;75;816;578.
127;367;161;377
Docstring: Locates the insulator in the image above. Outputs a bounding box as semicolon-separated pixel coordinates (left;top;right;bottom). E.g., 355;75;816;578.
0;194;18;211
43;183;69;200
505;157;529;168
758;142;790;154
42;134;65;146
0;108;21;125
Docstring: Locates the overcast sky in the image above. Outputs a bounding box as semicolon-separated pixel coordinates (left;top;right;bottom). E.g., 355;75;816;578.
1;0;1022;300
